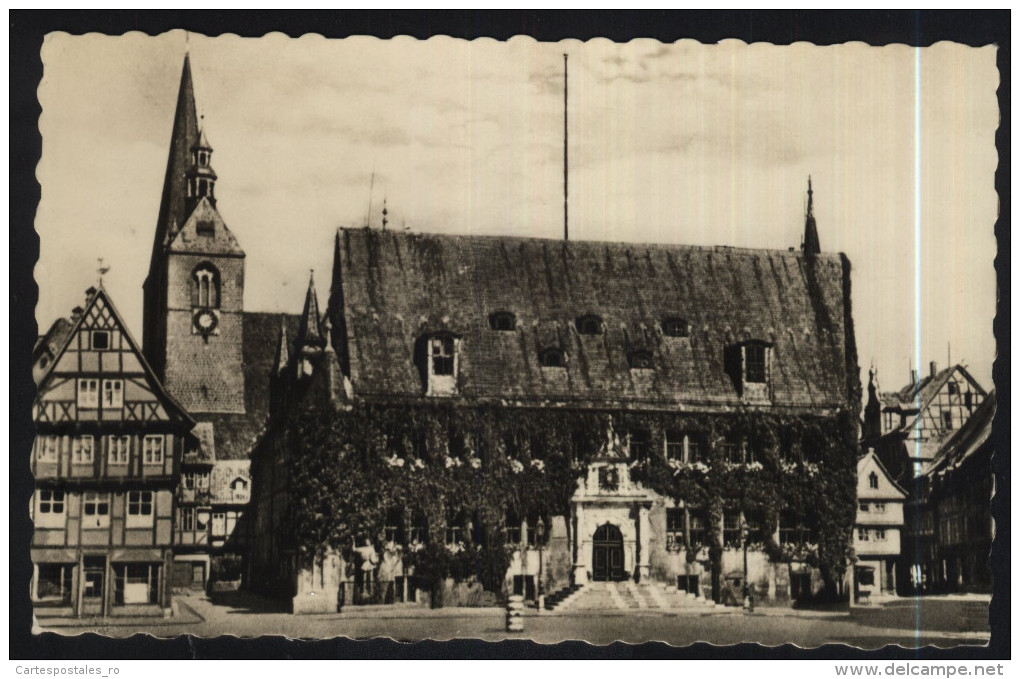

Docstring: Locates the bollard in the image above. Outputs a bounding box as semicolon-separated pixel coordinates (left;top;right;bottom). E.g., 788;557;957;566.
506;594;525;632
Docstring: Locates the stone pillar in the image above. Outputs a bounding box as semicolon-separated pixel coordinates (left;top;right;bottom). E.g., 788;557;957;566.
31;563;38;600
573;503;588;584
637;505;651;581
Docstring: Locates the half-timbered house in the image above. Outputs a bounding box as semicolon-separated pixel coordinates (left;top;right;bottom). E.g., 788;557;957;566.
31;286;194;616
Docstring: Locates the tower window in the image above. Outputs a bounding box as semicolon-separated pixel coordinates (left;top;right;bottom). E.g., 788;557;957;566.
538;348;566;368
489;311;516;331
191;264;221;309
575;314;603;335
662;317;689;338
868;472;879;490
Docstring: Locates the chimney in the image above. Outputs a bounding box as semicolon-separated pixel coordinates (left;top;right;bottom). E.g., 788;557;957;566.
929;361;937;378
71;306;84;322
910;369;918;386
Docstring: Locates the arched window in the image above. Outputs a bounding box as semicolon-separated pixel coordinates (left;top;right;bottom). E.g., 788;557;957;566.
575;314;603;335
191;264;220;308
488;311;516;331
538;347;566;368
868;472;879;490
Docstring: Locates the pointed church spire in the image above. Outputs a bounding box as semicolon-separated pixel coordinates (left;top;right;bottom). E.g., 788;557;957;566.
297;270;325;349
151;54;200;261
802;176;821;255
274;318;290;375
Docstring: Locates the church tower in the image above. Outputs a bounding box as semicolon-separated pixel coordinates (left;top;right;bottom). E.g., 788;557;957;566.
143;55;246;414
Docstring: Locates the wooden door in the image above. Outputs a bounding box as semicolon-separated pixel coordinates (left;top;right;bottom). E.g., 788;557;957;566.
592;524;624;581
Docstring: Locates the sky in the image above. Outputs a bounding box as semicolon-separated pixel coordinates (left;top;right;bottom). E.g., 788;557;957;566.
35;32;998;394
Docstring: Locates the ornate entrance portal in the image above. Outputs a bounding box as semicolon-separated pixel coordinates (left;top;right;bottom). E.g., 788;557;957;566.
592;523;625;581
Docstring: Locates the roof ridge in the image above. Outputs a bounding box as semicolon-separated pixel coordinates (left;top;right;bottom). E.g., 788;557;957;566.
336;225;843;259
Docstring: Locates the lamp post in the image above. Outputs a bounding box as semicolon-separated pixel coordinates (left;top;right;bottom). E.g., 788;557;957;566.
741;519;753;611
536;517;546;612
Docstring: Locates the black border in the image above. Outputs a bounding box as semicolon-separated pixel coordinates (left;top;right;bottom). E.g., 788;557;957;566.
10;10;1010;660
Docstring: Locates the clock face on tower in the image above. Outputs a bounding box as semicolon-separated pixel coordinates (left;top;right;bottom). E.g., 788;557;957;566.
192;308;219;336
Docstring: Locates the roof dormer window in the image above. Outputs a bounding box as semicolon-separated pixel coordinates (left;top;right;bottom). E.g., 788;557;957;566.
575;315;603;335
416;333;459;397
725;339;773;402
745;343;767;383
662;317;689;338
489;311;516;332
538;348;566;368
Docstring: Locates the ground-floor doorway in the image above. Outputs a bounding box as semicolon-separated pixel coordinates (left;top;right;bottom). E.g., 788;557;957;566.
592;523;625;581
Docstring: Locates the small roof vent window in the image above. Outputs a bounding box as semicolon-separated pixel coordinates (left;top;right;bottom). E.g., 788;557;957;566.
662;317;689;338
629;350;654;370
538;348;566;368
575;314;603;335
489;311;516;332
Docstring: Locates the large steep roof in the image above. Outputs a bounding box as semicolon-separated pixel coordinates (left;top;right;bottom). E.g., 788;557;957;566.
330;228;854;412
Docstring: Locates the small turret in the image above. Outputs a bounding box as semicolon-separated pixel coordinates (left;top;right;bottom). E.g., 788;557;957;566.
185;121;218;210
802;176;820;255
863;366;882;441
297;270;326;352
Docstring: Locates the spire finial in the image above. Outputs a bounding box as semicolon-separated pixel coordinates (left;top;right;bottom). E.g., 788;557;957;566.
801;175;820;255
807;175;814;217
382;197;389;231
97;257;110;286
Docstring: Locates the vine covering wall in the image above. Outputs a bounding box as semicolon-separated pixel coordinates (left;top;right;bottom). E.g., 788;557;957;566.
265;400;859;601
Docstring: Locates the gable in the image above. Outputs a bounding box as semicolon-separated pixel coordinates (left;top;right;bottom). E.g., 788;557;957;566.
167;198;244;257
332;228;853;411
34;289;193;428
857;453;907;500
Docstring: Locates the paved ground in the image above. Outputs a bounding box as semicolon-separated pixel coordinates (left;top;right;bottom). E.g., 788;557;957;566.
36;591;990;650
